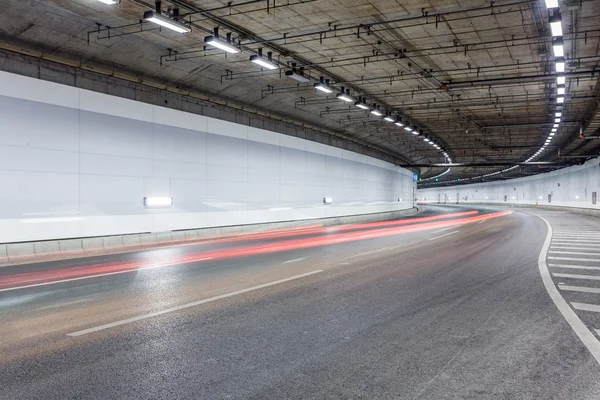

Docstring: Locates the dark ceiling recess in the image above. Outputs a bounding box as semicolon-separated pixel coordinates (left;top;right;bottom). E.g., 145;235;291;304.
2;0;599;185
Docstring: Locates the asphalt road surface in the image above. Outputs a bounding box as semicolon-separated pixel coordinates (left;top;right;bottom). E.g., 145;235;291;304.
2;205;600;399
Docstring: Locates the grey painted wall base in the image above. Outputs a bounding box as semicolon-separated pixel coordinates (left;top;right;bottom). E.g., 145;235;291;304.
0;207;420;267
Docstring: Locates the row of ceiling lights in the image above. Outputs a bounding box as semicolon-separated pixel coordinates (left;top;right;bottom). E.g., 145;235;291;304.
96;0;450;169
422;0;569;186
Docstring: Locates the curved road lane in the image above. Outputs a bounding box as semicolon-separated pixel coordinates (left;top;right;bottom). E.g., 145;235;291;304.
2;205;600;399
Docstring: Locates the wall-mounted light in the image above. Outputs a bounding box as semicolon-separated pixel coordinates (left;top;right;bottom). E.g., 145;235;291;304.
250;48;278;70
314;77;333;93
549;13;563;37
323;197;334;204
144;11;191;34
144;197;173;207
204;31;240;54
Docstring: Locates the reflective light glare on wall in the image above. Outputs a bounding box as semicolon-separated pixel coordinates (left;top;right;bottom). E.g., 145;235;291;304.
552;38;564;57
204;35;240;54
555;57;565;73
250;49;278;70
144;197;173;207
549;14;563;37
557;75;565;85
143;11;191;34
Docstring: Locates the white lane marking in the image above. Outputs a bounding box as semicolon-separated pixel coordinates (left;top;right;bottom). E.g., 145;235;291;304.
282;257;308;264
67;270;324;337
572;302;600;313
339;243;409;261
552;240;600;244
551;246;600;251
434;227;455;233
478;219;487;224
35;297;96;311
536;216;600;365
549;264;600;271
549;256;600;262
550;251;600;256
428;231;459;241
552;273;600;281
0;257;215;293
560;285;600;294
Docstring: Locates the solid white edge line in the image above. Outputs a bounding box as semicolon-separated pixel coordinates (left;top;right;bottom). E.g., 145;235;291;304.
428;231;459;241
536;216;600;365
0;258;215;293
67;269;324;337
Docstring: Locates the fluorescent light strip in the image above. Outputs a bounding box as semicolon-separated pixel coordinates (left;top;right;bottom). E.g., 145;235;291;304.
143;11;191;34
97;0;118;4
557;87;565;95
314;84;333;94
337;93;354;102
557;96;564;104
555;60;565;73
383;116;395;122
144;197;173;207
557;76;565;85
250;55;278;70
204;36;240;54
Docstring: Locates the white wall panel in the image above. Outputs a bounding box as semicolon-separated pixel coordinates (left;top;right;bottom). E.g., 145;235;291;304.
0;71;415;243
0;96;79;151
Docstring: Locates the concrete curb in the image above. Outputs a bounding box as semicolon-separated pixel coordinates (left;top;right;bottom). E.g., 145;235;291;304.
1;207;421;267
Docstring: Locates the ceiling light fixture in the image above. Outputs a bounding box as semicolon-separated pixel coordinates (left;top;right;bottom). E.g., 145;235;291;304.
144;11;191;34
383;113;395;122
412;126;419;135
550;131;556;137
336;87;354;102
370;105;383;117
285;63;310;83
394;118;404;127
314;77;333;93
552;38;564;57
557;75;566;85
555;57;565;73
204;28;240;53
355;97;369;109
554;118;561;123
544;0;559;8
557;85;565;95
556;96;564;104
549;13;563;37
97;0;119;4
250;48;278;70
555;112;562;117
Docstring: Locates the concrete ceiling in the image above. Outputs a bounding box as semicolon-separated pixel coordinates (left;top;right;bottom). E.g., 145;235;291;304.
1;0;600;185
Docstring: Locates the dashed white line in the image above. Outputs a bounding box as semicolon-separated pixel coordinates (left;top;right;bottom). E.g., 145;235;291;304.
0;257;216;293
552;272;600;281
549;264;600;271
550;251;600;256
282;257;308;264
559;285;600;294
428;231;459;241
572;302;600;313
549;256;600;262
67;269;324;337
536;215;600;365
